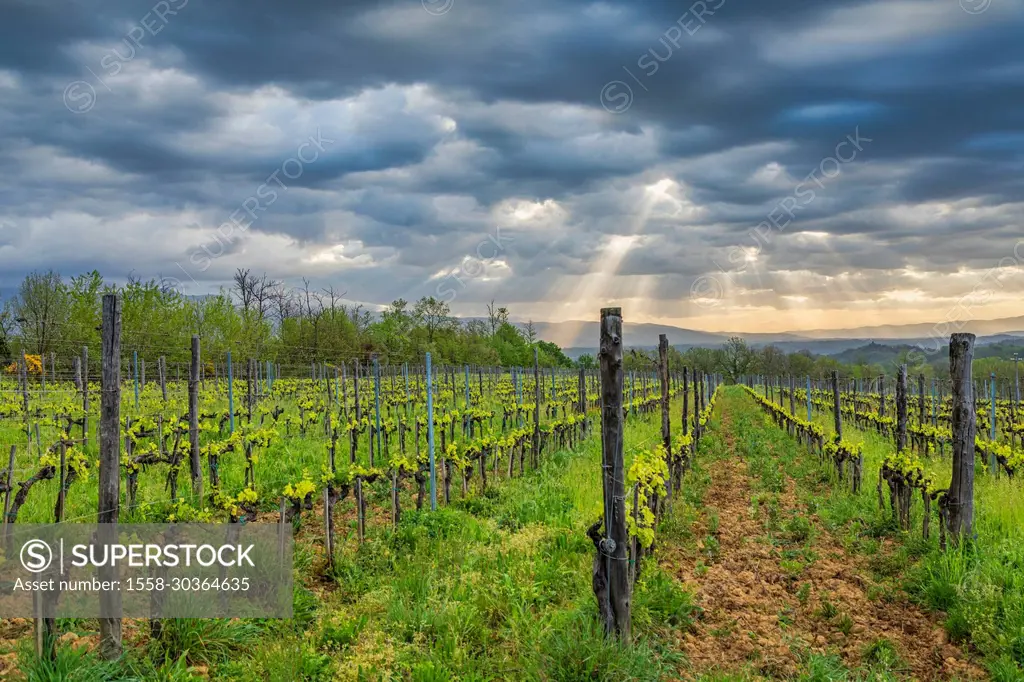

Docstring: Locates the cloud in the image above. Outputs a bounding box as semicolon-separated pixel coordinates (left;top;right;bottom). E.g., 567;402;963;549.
0;0;1023;332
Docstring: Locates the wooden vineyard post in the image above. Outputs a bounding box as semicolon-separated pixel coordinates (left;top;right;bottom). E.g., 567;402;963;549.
918;374;926;434
658;335;671;505
98;293;122;660
373;356;382;467
1;445;15;549
692;370;699;438
159;356;167;403
227;351;235;434
989;373;997;477
533;347;540;468
323;487;334;573
427;352;436;511
73;357;82;392
133;350;139;409
578;367;587;438
596;307;630;641
247;358;255;425
189;335;203;500
946;333;976;544
682;367;689;437
789;375;796;418
806;376;812;423
878;374;886;417
82;346;89;448
896;365;908;452
831;370;842;440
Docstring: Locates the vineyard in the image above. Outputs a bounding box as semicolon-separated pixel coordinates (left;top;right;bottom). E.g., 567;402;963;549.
0;302;1021;681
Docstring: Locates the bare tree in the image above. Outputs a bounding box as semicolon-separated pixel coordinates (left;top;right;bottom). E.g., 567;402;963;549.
233;268;279;321
271;282;296;326
322;285;347;322
233;268;256;313
486;300;510;335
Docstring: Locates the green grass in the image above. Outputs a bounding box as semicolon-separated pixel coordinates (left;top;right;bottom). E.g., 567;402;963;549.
13;392;703;680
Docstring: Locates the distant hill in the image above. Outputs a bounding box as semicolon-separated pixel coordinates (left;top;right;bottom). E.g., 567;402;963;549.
830;339;1024;368
831;342;923;365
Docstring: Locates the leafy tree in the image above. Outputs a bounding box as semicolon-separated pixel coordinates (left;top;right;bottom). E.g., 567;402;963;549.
722;336;753;383
12;270;68;355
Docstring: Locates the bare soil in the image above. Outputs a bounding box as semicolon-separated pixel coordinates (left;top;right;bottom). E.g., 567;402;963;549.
661;409;986;681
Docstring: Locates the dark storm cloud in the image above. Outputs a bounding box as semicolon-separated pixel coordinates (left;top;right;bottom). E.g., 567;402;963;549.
1;0;1023;325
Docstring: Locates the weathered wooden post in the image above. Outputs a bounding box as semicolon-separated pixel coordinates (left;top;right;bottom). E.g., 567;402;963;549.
533;347;540;468
896;365;908;452
227;351;235;434
946;334;976;544
658;334;671;502
918;374;926;432
682;367;689;436
158;355;167;402
323;487;334;573
189;335;203;499
789;375;796;417
831;370;842;439
578;367;587;415
98;294;122;659
427;352;436;511
806;376;812;422
878;374;886;417
373;355;382;466
82;346;89;448
596;307;630;640
247;358;254;425
1;445;15;547
133;350;139;409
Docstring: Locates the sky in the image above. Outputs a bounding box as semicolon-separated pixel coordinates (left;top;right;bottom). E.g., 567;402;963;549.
1;0;1024;334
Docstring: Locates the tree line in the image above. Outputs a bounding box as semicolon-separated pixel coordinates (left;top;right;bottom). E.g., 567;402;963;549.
0;269;576;370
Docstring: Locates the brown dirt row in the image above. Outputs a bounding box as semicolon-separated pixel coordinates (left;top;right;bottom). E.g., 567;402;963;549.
660;406;985;681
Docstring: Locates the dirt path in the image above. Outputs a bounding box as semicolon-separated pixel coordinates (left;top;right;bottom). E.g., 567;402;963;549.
662;405;985;680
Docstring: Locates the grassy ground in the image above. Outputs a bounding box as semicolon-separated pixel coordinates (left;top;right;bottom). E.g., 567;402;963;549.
10;386;1021;680
5;397;701;681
